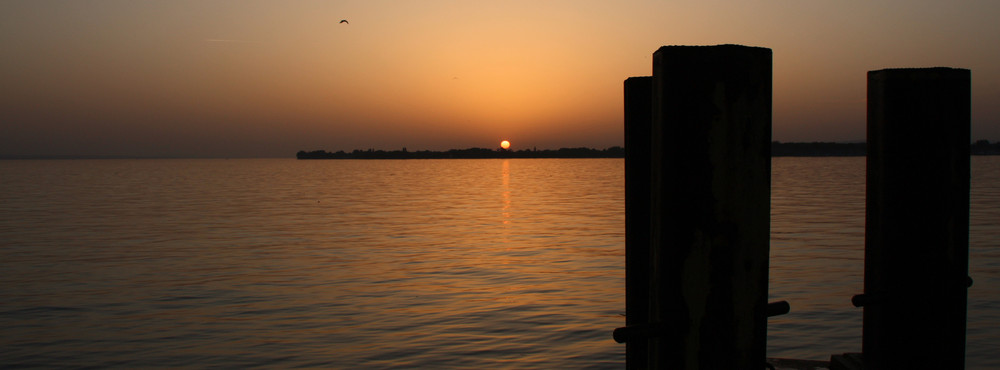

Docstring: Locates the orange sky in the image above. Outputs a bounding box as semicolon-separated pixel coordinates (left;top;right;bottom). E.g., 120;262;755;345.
2;1;999;157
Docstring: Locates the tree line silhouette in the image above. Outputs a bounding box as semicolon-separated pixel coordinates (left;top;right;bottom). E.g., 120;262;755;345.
297;147;625;159
297;140;1000;159
771;140;1000;156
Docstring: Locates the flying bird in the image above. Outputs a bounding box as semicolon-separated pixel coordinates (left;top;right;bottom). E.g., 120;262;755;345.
339;19;349;24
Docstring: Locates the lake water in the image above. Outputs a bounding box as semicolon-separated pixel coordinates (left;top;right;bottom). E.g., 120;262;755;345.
1;157;997;368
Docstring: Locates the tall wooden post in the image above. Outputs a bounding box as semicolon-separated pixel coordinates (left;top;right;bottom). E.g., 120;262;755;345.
624;76;653;369
863;68;970;368
649;45;772;369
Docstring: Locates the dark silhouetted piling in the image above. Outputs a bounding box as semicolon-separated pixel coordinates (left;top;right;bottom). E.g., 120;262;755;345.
624;76;653;369
862;68;970;368
648;45;772;369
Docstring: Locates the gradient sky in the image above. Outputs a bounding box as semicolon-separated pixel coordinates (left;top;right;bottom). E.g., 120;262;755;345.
2;0;999;157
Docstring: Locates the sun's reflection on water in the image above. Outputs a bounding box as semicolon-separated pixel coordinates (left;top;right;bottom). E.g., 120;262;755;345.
501;159;511;226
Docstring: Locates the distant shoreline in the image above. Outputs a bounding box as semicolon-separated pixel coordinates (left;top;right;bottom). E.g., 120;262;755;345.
297;147;624;159
298;141;1000;159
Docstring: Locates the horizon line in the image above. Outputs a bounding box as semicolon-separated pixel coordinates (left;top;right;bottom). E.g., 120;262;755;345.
5;140;999;160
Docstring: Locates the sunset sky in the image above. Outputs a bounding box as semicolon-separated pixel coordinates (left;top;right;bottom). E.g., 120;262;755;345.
2;1;999;158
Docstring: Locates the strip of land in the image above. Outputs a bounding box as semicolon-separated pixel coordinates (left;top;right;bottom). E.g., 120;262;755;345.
296;147;624;159
298;140;1000;159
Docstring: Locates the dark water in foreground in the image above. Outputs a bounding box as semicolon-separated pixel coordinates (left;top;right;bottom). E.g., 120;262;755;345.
1;157;998;368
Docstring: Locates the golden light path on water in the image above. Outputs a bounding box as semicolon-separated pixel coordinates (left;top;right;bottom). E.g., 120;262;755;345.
0;158;626;367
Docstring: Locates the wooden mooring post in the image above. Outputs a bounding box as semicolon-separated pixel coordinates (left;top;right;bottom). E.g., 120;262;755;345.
651;44;771;369
834;68;971;369
617;45;773;369
624;76;653;369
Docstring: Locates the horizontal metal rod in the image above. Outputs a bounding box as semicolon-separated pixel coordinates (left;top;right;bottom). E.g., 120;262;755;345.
767;300;790;317
852;294;867;308
612;322;666;344
615;301;790;343
853;277;972;308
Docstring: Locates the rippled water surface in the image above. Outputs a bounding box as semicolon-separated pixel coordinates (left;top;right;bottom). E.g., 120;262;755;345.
2;157;998;368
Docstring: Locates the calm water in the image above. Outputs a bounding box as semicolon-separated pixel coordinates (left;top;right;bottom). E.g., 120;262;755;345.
1;157;998;368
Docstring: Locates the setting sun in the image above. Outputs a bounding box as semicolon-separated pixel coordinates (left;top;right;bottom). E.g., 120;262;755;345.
500;140;511;150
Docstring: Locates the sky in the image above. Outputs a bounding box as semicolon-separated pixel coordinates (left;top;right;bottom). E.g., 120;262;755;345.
2;0;999;158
